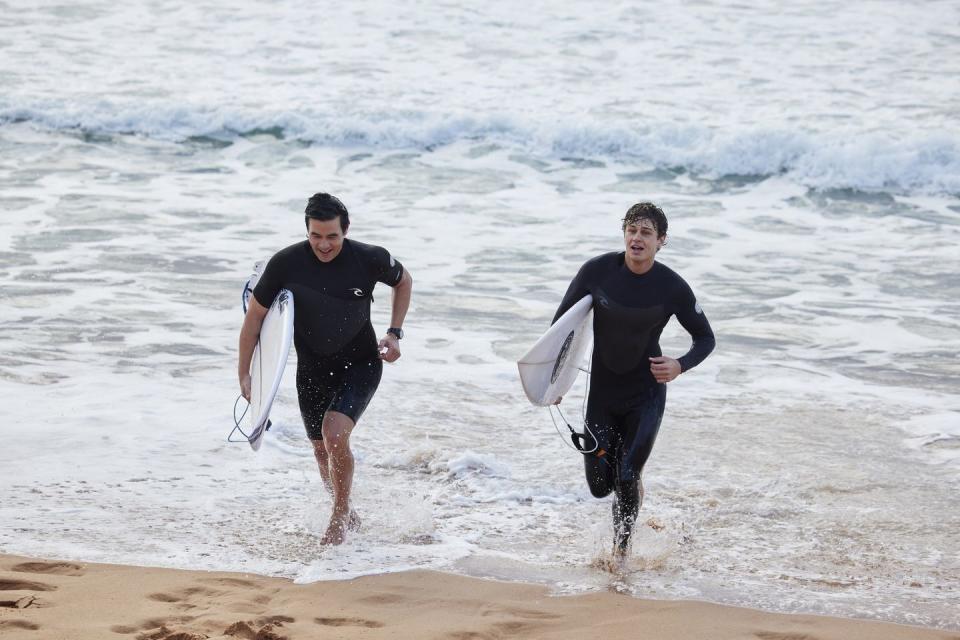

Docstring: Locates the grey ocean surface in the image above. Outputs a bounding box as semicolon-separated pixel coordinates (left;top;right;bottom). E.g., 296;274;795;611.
1;0;959;631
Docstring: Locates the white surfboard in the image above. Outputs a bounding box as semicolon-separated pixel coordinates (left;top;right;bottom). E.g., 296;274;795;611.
518;295;593;406
241;261;294;451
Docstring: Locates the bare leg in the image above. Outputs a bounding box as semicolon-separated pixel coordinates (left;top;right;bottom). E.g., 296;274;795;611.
318;411;356;545
310;438;333;493
311;437;361;533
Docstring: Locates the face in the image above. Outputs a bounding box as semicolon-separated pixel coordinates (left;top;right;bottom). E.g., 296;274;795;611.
623;218;664;263
306;217;346;262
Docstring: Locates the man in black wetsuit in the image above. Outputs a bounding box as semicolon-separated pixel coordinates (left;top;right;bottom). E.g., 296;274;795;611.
237;193;413;545
553;202;715;554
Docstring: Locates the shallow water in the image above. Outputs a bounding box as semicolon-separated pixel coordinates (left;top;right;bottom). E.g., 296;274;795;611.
1;0;959;631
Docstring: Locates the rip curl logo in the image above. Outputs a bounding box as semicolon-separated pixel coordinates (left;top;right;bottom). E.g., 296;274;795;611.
695;301;703;314
349;288;364;297
598;297;609;309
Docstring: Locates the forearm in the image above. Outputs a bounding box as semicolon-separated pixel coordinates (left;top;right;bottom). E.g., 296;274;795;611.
389;272;412;328
237;313;262;378
677;333;716;372
675;290;715;373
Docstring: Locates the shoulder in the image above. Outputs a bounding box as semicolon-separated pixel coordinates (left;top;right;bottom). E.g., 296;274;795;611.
345;239;398;274
271;240;309;262
346;238;395;267
652;260;682;280
346;238;390;260
653;262;695;295
579;251;621;276
264;241;308;271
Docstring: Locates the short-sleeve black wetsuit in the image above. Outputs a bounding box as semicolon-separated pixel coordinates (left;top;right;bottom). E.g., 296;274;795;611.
253;239;404;439
554;252;715;547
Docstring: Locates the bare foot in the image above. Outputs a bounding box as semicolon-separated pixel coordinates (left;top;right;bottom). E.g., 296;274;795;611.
319;517;347;545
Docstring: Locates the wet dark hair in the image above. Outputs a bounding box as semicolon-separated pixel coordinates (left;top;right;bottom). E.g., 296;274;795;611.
304;192;350;232
622;202;667;238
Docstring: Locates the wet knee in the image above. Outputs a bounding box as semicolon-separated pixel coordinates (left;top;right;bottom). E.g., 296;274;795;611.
585;463;614;498
322;430;349;453
322;429;354;460
586;473;614;498
589;484;613;499
311;439;328;461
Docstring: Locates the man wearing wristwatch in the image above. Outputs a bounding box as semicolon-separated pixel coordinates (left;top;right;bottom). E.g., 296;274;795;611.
238;192;412;545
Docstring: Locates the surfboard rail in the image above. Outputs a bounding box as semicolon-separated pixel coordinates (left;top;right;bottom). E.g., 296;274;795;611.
236;260;294;451
247;288;294;450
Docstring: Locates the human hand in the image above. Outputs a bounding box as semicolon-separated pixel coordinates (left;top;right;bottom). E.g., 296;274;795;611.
378;334;401;362
239;373;252;401
649;356;681;383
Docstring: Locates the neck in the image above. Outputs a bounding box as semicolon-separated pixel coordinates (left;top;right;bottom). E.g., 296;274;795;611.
624;254;655;275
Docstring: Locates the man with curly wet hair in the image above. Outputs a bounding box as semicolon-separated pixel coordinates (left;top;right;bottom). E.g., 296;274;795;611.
553;201;715;554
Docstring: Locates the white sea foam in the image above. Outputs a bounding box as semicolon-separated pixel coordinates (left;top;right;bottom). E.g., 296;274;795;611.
446;451;512;479
901;412;960;466
4;100;959;194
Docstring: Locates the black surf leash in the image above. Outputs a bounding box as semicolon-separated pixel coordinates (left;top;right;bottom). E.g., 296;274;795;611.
549;404;610;465
226;394;271;444
227;394;253;443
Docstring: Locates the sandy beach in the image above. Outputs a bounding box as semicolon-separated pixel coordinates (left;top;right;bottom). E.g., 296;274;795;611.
1;553;954;640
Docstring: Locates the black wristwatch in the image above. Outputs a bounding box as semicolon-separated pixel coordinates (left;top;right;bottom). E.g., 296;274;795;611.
387;327;404;340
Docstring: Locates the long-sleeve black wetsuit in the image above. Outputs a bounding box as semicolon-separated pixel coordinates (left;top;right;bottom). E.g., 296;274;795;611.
554;252;715;548
254;239;404;439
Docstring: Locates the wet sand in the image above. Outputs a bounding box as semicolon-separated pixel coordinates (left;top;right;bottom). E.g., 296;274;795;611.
1;553;956;639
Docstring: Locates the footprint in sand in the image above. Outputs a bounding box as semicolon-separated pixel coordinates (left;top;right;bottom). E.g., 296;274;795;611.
133;580;295;640
315;616;385;628
129;616;205;640
109;624;139;634
496;607;562;621
135;625;206;640
147;592;183;603
0;620;41;631
0;578;57;592
152;585;226;602
0;594;46;609
255;615;294;626
0;566;64;615
476;609;562;637
357;592;410;606
491;620;542;635
445;606;561;638
198;577;260;589
223;618;294;640
10;561;84;577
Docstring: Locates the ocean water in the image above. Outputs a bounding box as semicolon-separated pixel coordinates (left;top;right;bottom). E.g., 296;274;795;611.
1;0;959;631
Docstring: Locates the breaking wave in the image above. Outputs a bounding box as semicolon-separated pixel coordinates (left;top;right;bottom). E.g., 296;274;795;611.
3;99;958;194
